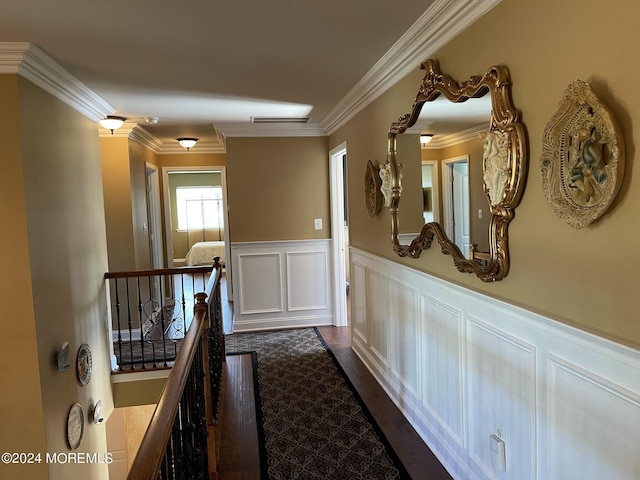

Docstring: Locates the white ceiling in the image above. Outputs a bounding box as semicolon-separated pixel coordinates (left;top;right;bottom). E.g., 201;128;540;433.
0;0;499;152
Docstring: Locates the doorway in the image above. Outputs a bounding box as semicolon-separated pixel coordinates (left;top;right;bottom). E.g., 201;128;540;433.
329;142;349;327
442;156;470;257
162;166;232;298
145;163;164;269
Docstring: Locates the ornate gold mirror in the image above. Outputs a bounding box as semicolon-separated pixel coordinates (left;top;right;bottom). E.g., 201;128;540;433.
386;59;527;282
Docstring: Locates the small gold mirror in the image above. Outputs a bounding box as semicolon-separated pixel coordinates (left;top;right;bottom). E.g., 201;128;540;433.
386;59;527;282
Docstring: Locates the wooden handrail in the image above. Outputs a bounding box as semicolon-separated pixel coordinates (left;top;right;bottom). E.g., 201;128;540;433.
105;265;213;279
126;259;224;480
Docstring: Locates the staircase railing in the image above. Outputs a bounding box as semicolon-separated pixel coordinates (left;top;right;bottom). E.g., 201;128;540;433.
105;264;214;370
126;257;225;480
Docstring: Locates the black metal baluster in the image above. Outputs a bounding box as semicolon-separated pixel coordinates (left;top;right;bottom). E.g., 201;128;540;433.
125;277;134;370
180;273;187;338
114;279;123;372
159;279;168;367
137;277;146;370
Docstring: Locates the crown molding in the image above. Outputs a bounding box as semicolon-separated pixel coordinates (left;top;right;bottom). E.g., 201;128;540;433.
100;122;227;154
422;124;488;149
129;124;226;154
0;42;114;121
215;122;328;138
321;0;501;134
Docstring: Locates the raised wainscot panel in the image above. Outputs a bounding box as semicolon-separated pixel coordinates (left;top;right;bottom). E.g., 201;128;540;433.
421;294;464;447
466;317;536;479
350;259;368;347
237;252;283;314
389;280;420;398
286;251;329;311
365;266;390;368
547;355;640;480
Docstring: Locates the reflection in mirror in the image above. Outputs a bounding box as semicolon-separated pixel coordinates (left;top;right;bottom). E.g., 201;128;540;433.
421;161;438;224
386;59;527;282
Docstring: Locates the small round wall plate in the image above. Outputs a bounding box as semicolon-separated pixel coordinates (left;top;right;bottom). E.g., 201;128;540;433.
57;342;70;372
76;344;92;386
66;403;84;450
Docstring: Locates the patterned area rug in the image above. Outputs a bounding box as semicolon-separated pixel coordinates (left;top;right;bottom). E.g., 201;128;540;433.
226;328;411;480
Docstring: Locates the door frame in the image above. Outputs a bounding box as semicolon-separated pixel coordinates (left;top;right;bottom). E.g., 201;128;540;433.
329;142;348;327
145;163;164;269
421;160;440;224
442;155;470;256
161;165;232;298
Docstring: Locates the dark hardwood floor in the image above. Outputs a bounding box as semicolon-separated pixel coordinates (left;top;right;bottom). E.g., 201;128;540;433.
217;322;452;480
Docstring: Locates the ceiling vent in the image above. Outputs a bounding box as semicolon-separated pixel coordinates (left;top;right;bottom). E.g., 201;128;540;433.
250;116;311;124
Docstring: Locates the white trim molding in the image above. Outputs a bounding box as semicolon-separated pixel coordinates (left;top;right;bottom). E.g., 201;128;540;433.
321;0;501;134
0;42;113;121
350;247;640;480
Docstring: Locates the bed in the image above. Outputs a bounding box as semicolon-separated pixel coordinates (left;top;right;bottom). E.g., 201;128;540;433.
185;241;226;266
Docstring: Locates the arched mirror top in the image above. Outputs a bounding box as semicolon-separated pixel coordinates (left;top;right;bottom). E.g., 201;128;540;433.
386;59;527;282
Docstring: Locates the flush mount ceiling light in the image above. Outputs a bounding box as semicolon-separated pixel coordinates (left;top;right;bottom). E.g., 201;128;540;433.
420;134;434;145
99;115;127;134
177;137;198;151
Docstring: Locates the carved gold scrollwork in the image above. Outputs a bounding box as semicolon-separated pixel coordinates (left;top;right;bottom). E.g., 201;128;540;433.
364;159;382;217
540;80;624;229
387;59;527;282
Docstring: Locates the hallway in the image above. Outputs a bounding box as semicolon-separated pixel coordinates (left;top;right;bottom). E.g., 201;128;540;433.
217;325;452;480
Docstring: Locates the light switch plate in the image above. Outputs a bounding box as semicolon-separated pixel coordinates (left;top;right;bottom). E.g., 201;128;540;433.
314;218;323;230
490;433;506;471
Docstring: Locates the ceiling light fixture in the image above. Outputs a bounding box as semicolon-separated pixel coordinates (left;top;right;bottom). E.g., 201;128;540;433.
99;115;127;134
177;137;198;151
420;134;433;145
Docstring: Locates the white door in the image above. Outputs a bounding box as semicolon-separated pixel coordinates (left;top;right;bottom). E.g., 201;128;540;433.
452;162;470;255
442;156;470;257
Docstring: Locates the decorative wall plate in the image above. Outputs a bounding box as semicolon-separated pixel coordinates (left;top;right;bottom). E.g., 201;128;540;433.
66;403;84;449
541;80;624;228
76;344;92;386
364;159;382;217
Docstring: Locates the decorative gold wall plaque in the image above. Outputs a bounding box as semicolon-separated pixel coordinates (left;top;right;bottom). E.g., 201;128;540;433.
364;159;382;217
541;80;624;229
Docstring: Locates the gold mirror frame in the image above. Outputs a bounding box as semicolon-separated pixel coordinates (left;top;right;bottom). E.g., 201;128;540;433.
387;59;527;282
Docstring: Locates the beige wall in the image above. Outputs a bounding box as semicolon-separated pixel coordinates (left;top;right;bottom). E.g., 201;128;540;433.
226;136;331;242
101;137;137;271
16;77;112;479
331;0;640;348
0;75;49;480
129;141;158;270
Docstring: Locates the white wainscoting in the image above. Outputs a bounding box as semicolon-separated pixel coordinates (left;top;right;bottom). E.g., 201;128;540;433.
350;248;640;480
231;240;334;332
